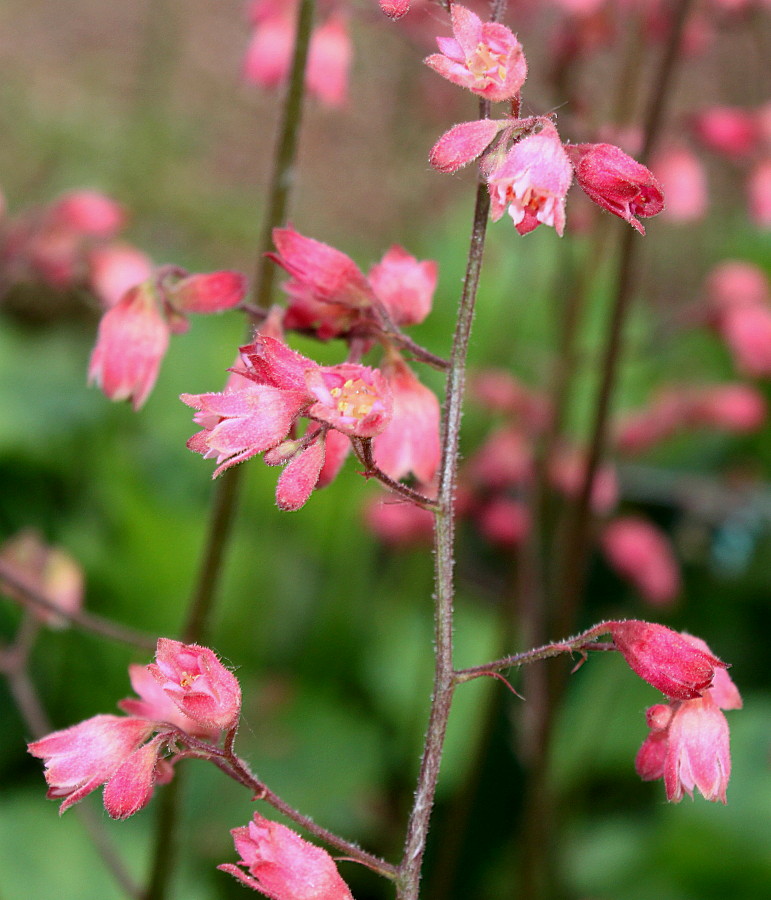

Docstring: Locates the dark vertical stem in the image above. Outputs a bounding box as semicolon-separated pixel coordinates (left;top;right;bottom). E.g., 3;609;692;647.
142;4;316;900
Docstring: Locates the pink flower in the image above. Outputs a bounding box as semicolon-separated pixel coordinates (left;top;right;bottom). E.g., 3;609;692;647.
636;645;742;804
549;448;618;514
425;4;528;103
566;143;665;234
47;190;125;237
719;304;771;377
747;158;771;229
88;283;171;410
365;494;435;546
0;530;83;628
707;260;770;311
27;714;159;817
373;354;441;483
306;13;352;108
219;814;354;900
693;383;766;432
610;620;727;700
88;243;154;308
692;106;759;158
476;497;530;548
305;364;393;438
652;145;708;222
146;638;242;732
488;126;573;235
601;517;680;605
367;245;437;327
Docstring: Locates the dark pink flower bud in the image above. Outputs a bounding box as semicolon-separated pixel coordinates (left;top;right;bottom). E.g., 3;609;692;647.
609;620;726;700
566;143;664;234
379;0;410;21
28;714;157;815
601;517;680;606
367;245;437;326
219;813;354;900
166;271;247;314
425;4;528;103
147;638;241;731
429;119;503;174
88;283;170;410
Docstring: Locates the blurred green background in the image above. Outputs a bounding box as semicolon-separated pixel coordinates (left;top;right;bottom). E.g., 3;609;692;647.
1;2;769;899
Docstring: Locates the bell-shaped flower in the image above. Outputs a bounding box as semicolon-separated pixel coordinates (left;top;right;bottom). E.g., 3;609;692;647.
565;143;665;234
27;714;158;817
146;638;241;732
88;282;171;410
609;620;726;700
424;4;528;103
88;242;154;308
306;13;352;108
367;246;437;327
218;814;354;900
487;125;573;235
601;517;680;605
373;353;440;484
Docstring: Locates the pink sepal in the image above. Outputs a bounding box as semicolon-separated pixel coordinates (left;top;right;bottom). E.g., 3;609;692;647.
368;245;437;326
167;271;247;313
429;120;503;174
275;437;326;511
102;734;165;819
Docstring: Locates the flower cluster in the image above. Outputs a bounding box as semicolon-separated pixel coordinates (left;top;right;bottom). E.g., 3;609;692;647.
425;6;664;236
182;227;441;510
28;639;241;818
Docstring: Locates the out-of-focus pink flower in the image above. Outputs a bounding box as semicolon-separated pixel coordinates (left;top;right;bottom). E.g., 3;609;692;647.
693;383;766;431
652;145;708;222
747;158;771;229
601;517;680;605
27;714;158;817
367;245;437;327
719;304;771;377
566;142;665;234
88;283;171;410
365;495;435;546
476;496;530;547
488;125;573;235
373;354;441;484
379;0;410;21
147;638;242;732
609;620;726;700
306;13;352;107
615;389;690;454
219;813;354;899
47;190;125;237
424;4;528;103
471;369;552;429
165;270;247;314
706;260;770;310
549;448;618;514
692;106;759;158
467;427;532;490
429;119;504;174
243;11;293;87
88;243;154;308
0;530;83;628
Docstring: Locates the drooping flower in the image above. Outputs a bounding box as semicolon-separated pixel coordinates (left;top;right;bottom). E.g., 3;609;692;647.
609;620;726;700
218;813;354;900
601;517;680;605
88;242;154;308
379;0;410;21
424;4;528;103
565;142;665;234
367;245;437;327
487;125;573;235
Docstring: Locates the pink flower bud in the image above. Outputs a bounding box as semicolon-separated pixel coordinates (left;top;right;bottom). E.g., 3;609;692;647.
692;106;759;158
275;437;327;511
219;814;354;900
601;517;680;605
379;0;410;21
609;620;726;700
147;638;241;731
367;245;437;326
306;13;352;108
28;714;157;815
706;260;770;311
47;190;125;237
566;143;664;234
425;4;528;103
88;283;170;410
429;119;503;174
166;271;247;314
